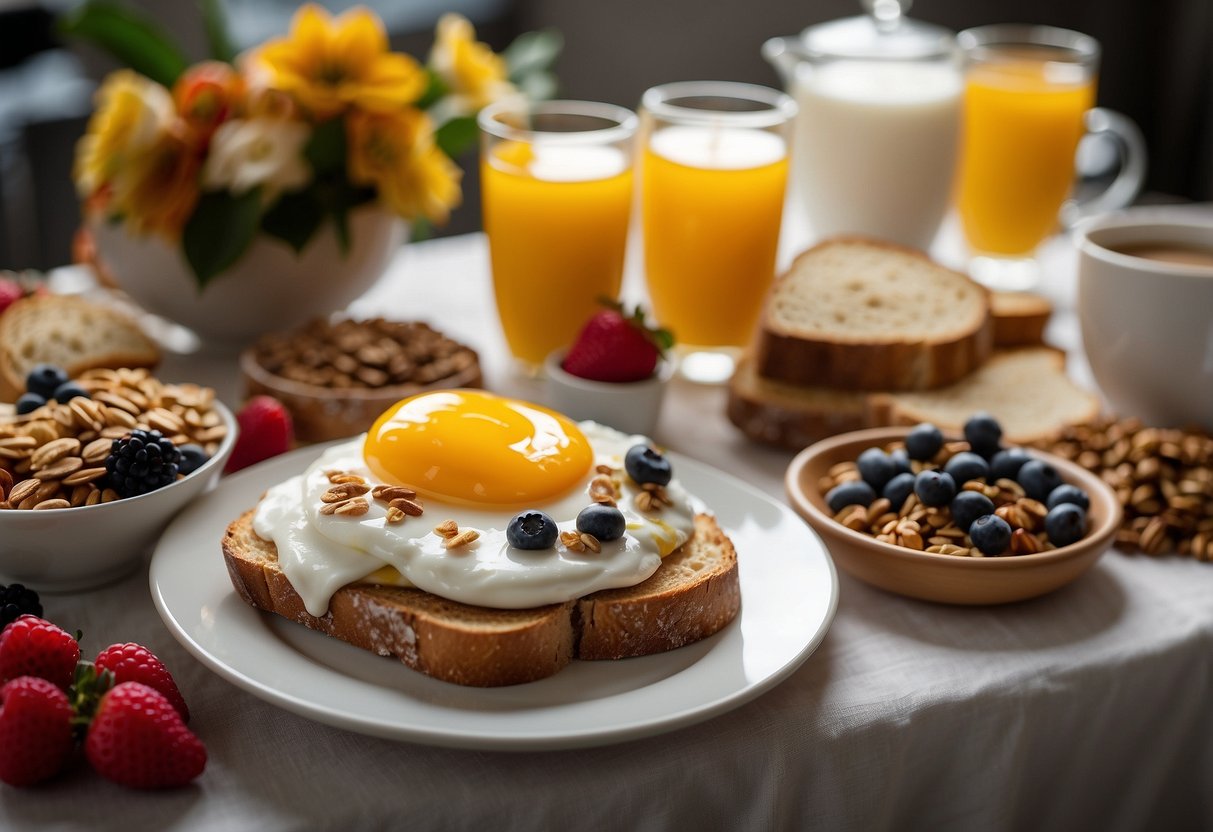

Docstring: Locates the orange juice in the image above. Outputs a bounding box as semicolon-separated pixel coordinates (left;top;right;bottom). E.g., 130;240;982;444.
957;59;1095;255
642;126;788;348
481;141;633;365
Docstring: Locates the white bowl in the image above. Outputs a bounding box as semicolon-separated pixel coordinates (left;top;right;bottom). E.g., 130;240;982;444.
543;351;672;437
0;402;237;592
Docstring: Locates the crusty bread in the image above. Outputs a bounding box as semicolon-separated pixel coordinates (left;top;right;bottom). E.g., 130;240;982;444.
728;348;1101;449
222;510;740;687
990;291;1052;347
755;238;993;391
0;295;159;401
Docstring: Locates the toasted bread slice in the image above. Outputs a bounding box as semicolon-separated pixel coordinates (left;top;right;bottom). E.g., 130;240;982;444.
755;238;993;391
990;291;1052;347
222;511;740;687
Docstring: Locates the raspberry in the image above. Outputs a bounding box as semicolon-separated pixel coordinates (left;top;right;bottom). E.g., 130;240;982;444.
105;429;181;498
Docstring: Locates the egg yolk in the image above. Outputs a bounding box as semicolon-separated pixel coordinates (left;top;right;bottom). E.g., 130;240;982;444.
363;390;593;507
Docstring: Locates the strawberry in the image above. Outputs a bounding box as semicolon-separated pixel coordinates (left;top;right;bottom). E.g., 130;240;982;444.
0;616;80;690
85;682;206;789
0;676;74;787
225;395;294;474
562;302;674;383
0;278;22;316
95;643;189;723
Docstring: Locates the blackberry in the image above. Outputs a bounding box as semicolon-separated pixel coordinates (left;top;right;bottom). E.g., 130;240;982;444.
0;583;42;630
104;429;181;498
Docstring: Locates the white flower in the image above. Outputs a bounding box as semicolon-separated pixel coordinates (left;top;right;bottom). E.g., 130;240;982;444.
201;117;311;199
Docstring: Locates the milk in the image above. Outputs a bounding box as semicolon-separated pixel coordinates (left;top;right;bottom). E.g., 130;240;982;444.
791;59;961;250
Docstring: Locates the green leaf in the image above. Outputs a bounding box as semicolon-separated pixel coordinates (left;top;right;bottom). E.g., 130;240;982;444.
503;29;564;81
434;116;479;159
182;188;264;289
199;0;236;64
416;69;448;111
58;1;190;87
261;190;325;253
305;118;347;176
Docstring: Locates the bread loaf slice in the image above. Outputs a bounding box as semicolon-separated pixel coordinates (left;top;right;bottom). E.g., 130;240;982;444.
755;238;993;391
0;295;159;401
990;291;1052;347
222;511;740;687
728;348;1100;449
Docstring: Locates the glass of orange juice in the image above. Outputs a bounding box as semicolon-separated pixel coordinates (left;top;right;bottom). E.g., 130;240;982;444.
478;100;637;372
640;81;796;383
956;25;1146;290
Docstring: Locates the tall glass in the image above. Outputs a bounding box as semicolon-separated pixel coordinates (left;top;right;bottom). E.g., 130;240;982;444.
640;81;795;383
479;100;637;371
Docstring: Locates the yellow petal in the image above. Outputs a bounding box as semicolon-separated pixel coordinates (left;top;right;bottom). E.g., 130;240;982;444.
331;8;388;75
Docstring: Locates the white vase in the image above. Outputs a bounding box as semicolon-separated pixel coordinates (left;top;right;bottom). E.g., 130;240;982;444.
91;206;406;348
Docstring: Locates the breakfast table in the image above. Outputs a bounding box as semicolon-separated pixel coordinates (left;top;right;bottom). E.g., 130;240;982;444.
3;211;1213;831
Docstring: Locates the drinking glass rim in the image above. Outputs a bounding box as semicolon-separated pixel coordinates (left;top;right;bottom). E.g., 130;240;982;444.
641;81;796;128
958;24;1100;67
477;99;638;145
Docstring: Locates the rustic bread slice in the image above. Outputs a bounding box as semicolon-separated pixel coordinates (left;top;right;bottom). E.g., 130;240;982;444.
222;511;739;687
990;291;1052;347
0;295;159;401
728;348;1101;449
755;238;993;391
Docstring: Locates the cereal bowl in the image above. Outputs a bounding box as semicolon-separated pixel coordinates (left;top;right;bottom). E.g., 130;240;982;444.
785;427;1120;605
0;401;236;592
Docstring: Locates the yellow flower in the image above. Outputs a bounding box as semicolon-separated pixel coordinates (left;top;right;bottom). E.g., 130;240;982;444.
74;70;175;197
111;130;200;239
347;109;461;223
429;13;515;114
251;4;425;119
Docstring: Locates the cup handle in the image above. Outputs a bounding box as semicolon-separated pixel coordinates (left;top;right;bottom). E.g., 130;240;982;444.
1061;107;1148;228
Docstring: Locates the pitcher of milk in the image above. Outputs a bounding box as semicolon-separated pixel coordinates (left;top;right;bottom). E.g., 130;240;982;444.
764;0;960;251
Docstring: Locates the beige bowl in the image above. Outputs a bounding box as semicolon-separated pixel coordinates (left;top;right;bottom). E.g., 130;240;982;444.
785;427;1121;605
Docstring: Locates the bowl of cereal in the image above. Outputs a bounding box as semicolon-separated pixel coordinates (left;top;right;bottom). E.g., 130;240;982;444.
785;419;1120;605
0;368;236;592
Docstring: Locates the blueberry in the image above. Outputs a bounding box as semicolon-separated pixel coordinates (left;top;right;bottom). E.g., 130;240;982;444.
964;412;1003;458
177;443;211;476
905;423;943;461
624;445;672;486
506;510;559;550
15;392;45;415
826;480;876;513
889;448;913;476
51;381;90;403
857;447;897;491
1045;504;1086;547
951;490;995;533
970;514;1012;556
25;364;68;399
989;447;1031;481
914;469;956;507
1018;458;1063;501
576;504;626;542
882;472;916;511
1046;483;1090;512
943;451;990;486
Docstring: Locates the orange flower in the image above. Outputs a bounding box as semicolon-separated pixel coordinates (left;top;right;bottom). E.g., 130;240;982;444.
172;61;246;145
346;108;461;223
111;130;200;239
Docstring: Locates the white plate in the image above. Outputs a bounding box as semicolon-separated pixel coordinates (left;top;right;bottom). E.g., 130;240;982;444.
149;443;838;751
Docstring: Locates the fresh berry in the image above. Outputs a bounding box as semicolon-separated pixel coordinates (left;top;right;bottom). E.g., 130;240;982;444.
0;278;22;316
506;510;559;550
857;447;897;491
881;472;916;510
24;364;68;399
1046;483;1090;512
95;643;189;723
1018;458;1063;501
15;393;45;415
943;451;990;486
951;490;995;533
0;585;42;630
1045;503;1087;547
989;447;1031;481
0;615;80;690
913;469;956;507
105;429;181;498
889;448;913;476
576;504;626;542
826;480;876;513
0;676;73;787
624;444;672;486
970;514;1012;556
84;682;206;789
905;423;944;461
225;395;293;474
561;302;674;383
51;381;90;403
964;412;1003;458
176;444;210;477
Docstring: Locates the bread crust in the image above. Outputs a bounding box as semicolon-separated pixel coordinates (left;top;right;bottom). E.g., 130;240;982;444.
222;510;739;687
990;291;1052;347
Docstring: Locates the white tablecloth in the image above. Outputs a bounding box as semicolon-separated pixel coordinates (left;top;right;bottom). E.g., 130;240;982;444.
3;230;1212;832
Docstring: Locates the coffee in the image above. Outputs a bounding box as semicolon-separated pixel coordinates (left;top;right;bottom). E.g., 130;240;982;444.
1111;242;1213;269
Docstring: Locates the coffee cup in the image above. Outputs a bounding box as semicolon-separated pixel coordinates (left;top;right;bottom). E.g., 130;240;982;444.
1076;208;1213;431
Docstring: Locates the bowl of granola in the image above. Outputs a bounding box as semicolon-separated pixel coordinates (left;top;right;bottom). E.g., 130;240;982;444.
0;368;235;591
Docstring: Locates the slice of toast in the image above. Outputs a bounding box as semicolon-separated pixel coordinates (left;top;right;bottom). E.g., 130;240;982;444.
755;238;993;391
990;291;1052;347
222;511;740;687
